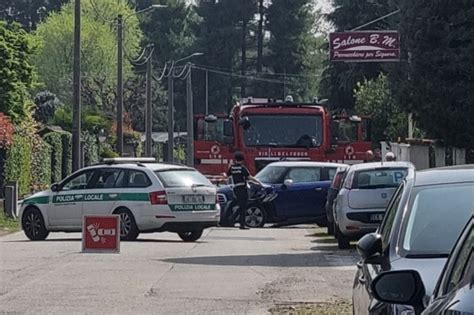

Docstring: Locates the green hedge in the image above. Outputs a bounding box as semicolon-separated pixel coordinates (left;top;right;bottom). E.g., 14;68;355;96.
5;134;32;196
31;138;51;191
61;133;72;179
43;132;63;183
82;131;99;166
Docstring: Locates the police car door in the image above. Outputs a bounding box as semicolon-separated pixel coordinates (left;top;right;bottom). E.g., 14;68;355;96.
82;168;125;216
48;169;95;228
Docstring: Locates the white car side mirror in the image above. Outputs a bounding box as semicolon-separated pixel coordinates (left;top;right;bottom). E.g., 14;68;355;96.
283;179;293;187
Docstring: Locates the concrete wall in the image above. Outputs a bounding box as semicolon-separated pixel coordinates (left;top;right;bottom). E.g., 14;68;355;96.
381;142;466;170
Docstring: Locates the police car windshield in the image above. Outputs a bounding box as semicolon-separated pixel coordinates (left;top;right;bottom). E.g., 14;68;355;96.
243;114;323;147
155;169;212;188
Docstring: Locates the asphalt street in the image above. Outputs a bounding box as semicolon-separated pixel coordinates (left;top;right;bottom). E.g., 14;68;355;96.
0;226;358;314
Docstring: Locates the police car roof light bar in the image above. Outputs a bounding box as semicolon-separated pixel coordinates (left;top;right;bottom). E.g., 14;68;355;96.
102;157;156;165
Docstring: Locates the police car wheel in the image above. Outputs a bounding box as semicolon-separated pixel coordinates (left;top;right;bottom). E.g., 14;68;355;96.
178;229;203;242
115;208;139;241
245;205;266;228
22;207;49;241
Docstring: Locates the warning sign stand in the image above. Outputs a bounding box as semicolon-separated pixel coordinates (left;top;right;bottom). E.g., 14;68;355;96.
82;215;120;253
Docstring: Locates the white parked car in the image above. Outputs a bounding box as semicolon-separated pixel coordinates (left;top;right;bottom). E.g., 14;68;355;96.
333;162;414;249
20;158;220;242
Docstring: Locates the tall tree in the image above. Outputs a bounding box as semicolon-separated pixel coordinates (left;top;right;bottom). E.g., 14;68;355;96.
263;0;317;100
320;0;396;109
395;0;474;148
193;0;243;114
0;0;66;31
136;0;199;64
0;21;37;121
33;0;143;109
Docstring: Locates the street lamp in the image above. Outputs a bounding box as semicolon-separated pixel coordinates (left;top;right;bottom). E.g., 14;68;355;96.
166;52;204;163
116;5;167;156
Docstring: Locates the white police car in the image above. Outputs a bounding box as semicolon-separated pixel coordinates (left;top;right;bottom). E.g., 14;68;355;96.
20;158;220;242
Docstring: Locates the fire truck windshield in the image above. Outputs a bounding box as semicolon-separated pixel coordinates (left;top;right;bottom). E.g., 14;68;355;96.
243;114;323;147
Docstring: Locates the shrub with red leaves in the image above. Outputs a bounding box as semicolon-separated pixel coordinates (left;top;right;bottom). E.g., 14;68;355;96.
0;113;14;149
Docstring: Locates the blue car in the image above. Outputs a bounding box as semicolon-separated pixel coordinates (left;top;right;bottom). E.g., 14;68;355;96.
217;161;347;228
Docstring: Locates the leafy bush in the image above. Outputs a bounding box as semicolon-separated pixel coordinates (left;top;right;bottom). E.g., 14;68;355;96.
100;145;119;159
61;132;72;179
82;108;112;133
82;130;99;166
0;113;14;149
33;91;63;124
31;138;51;192
52;106;72;132
43;132;63;183
0;113;13;197
5;134;32;196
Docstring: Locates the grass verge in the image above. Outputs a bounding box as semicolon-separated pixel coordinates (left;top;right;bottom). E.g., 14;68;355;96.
0;206;20;233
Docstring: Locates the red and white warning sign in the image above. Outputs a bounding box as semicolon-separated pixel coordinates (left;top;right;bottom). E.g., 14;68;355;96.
82;215;120;253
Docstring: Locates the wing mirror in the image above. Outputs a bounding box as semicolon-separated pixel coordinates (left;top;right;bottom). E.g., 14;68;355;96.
50;183;60;192
283;179;293;187
238;116;251;130
357;233;383;264
371;270;425;314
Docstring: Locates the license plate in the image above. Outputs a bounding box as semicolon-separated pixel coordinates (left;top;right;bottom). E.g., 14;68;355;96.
370;214;384;222
183;195;205;204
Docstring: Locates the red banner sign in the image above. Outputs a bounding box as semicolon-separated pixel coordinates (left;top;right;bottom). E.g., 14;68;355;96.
329;31;400;62
82;215;120;253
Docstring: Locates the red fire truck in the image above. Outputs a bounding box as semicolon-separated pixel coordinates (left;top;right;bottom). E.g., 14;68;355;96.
194;97;371;178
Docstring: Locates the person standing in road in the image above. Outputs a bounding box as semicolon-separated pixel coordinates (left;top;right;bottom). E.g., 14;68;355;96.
227;151;261;230
385;152;396;161
364;150;375;163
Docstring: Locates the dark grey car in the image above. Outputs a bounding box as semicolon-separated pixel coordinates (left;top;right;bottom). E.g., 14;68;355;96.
325;165;349;235
352;165;474;314
371;216;473;314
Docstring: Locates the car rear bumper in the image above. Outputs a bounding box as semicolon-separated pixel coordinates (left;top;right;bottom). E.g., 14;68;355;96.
142;221;219;233
337;207;385;237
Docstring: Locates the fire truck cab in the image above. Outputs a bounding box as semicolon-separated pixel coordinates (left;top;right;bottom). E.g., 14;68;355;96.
194;97;371;177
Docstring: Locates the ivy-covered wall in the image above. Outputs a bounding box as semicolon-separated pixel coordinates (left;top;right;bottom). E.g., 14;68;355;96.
43;132;63;183
5;134;32;196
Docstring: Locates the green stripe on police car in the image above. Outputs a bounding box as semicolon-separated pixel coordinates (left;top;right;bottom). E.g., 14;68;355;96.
52;193;149;203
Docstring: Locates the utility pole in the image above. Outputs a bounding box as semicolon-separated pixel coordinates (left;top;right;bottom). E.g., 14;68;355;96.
145;46;153;157
72;0;81;171
186;64;194;167
240;20;248;98
205;70;208;115
256;0;264;73
116;14;124;156
167;71;174;162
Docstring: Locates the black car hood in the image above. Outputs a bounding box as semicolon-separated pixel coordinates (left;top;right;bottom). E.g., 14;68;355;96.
391;257;447;296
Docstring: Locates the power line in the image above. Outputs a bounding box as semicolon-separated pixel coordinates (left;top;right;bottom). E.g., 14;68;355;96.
192;65;299;85
192;63;322;79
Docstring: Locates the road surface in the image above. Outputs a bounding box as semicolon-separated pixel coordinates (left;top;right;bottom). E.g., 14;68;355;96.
0;226;358;314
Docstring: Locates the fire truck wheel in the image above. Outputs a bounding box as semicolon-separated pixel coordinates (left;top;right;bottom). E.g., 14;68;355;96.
178;229;203;242
245;205;266;228
114;208;139;241
22;207;49;241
